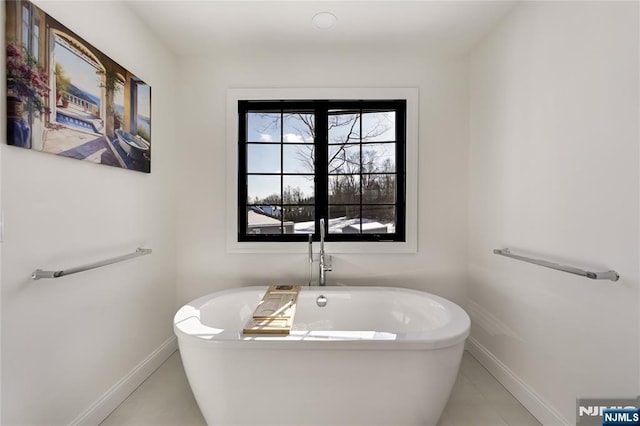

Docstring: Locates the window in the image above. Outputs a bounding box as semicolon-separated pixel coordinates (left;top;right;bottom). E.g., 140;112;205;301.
21;5;30;51
21;3;40;62
32;14;40;61
238;100;406;243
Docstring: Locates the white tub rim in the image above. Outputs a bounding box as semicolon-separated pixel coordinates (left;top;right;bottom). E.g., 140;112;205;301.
174;285;470;350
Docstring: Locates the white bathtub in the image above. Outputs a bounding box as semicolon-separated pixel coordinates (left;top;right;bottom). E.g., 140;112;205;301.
174;286;470;426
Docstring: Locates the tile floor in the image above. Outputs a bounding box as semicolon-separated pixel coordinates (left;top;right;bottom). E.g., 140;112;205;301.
100;350;541;426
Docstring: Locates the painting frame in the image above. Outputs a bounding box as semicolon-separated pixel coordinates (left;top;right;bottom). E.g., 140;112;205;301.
5;0;152;173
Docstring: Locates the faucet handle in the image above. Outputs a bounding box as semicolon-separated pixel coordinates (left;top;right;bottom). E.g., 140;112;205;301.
322;254;332;271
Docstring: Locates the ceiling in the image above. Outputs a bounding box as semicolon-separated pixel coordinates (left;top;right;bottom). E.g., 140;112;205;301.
125;1;519;56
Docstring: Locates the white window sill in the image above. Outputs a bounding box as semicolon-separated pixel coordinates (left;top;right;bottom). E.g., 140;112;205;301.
226;240;417;255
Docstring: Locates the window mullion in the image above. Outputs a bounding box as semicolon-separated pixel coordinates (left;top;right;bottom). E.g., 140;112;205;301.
315;105;328;238
280;109;284;234
238;102;248;240
395;104;406;241
359;108;363;234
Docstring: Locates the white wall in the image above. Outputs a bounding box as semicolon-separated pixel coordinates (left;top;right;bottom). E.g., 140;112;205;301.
1;1;177;424
174;47;470;308
468;2;639;424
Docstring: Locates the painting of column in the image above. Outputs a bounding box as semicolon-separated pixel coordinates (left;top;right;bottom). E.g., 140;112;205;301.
5;0;152;173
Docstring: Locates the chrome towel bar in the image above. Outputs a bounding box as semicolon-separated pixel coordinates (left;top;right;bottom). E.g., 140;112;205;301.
493;248;619;282
32;248;152;280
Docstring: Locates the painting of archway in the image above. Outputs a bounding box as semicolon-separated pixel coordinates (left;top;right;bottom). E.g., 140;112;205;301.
5;0;152;173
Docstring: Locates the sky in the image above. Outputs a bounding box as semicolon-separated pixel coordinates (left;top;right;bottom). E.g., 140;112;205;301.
246;113;314;201
137;84;151;118
54;37;101;98
245;111;396;202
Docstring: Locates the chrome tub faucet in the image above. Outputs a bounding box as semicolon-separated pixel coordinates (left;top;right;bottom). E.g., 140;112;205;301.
319;218;332;286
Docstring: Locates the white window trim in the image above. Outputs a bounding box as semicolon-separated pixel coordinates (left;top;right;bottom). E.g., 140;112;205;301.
226;87;419;254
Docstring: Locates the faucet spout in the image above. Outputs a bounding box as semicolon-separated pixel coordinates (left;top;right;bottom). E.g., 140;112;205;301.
319;218;332;286
319;218;325;256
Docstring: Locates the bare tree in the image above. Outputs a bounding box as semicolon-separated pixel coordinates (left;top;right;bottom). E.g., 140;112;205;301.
253;111;396;222
257;111;392;173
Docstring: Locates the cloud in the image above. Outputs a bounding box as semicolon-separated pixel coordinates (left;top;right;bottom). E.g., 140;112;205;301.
284;133;304;143
260;133;273;142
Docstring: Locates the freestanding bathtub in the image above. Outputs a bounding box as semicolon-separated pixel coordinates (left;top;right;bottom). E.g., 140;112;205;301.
115;129;149;161
174;286;470;426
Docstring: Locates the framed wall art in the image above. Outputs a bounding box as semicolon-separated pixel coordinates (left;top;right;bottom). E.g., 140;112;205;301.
6;0;152;173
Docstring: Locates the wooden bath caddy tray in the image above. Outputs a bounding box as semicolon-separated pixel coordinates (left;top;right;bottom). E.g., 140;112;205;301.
243;285;300;335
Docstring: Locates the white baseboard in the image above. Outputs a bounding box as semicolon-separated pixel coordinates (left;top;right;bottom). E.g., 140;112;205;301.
69;335;178;426
466;337;570;426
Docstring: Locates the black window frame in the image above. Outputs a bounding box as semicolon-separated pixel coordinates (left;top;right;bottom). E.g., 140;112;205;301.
238;99;406;243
